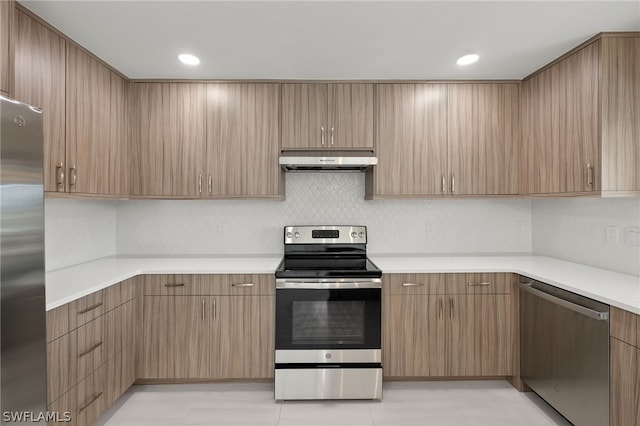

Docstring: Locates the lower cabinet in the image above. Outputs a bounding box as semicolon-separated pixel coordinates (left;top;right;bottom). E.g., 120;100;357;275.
383;273;514;378
610;307;640;426
140;274;275;380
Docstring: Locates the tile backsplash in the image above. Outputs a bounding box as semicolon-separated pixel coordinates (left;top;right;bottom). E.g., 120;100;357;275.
115;173;533;256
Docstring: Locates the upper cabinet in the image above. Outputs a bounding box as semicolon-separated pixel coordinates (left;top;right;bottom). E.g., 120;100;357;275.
448;83;519;196
132;82;282;199
369;83;518;198
0;0;14;96
66;44;129;196
14;9;66;193
131;82;206;198
281;83;374;150
521;35;640;196
206;83;282;198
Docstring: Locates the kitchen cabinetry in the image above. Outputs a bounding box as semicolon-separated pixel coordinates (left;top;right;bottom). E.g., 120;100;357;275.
370;83;518;198
66;44;130;196
521;34;640;196
610;307;640;426
205;83;281;198
131;83;206;197
448;83;519;195
14;9;66;193
383;273;513;378
281;83;374;150
46;279;137;426
140;274;275;380
0;0;14;96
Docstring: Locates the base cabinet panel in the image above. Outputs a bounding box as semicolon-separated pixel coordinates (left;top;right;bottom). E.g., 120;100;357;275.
610;338;640;426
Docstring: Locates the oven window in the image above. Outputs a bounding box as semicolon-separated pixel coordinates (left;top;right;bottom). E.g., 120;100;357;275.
292;301;365;345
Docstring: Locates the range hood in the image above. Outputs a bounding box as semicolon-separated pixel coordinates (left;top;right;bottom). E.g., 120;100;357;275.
279;155;378;172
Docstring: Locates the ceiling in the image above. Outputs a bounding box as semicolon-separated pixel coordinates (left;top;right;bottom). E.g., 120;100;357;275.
19;1;640;80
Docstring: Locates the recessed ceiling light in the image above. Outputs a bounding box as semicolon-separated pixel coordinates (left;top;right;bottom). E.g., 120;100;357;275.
456;54;479;66
178;54;200;66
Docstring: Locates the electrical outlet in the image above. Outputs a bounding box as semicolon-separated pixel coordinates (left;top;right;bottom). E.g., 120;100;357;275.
426;220;435;235
605;226;619;244
515;222;526;235
626;228;640;246
217;224;227;236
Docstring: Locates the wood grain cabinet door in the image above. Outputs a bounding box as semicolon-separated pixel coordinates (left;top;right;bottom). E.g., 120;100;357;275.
328;83;374;149
448;84;519;195
374;84;448;197
132;83;206;197
281;83;327;149
206;83;281;197
0;0;13;96
211;295;275;379
14;10;66;193
610;338;640;426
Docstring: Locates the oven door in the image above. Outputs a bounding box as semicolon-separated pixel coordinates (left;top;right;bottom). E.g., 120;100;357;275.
275;279;381;351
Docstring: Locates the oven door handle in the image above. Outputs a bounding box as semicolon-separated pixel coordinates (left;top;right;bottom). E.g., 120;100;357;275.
276;279;382;289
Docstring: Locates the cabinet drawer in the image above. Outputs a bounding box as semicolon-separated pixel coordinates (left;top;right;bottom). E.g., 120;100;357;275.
611;307;639;347
104;278;136;311
68;291;105;330
211;274;275;296
105;300;135;356
447;273;512;294
383;273;446;295
75;364;107;426
47;304;70;343
143;274;202;295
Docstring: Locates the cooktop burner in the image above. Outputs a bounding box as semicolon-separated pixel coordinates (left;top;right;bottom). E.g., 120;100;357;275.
275;226;382;279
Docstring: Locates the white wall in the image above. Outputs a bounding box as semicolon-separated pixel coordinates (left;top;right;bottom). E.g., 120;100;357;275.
45;198;117;271
116;173;533;256
532;198;640;275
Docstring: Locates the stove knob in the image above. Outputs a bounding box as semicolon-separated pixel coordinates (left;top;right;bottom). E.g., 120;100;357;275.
286;231;293;238
358;232;365;238
294;232;300;238
351;231;357;238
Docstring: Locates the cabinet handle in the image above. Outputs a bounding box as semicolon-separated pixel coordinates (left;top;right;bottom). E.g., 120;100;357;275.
330;126;335;146
438;299;443;319
587;163;593;191
202;299;205;321
164;283;186;288
401;282;423;287
468;282;491;286
449;298;454;320
198;173;202;194
78;341;103;358
213;299;216;321
321;126;325;146
78;392;102;413
56;162;65;191
451;174;455;193
231;283;254;287
208;174;213;193
77;302;103;315
69;165;77;188
441;174;446;194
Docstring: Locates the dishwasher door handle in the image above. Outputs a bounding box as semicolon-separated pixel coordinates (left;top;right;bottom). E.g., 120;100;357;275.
520;283;609;321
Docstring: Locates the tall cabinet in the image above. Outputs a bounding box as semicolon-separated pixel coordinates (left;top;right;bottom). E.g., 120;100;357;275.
521;34;640;196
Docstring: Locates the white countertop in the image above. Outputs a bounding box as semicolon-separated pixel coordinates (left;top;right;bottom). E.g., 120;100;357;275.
46;254;640;315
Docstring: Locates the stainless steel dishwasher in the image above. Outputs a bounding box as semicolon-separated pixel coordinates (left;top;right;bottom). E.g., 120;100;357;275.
520;279;610;426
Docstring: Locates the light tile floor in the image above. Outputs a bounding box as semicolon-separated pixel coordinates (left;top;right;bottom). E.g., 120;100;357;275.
95;380;572;426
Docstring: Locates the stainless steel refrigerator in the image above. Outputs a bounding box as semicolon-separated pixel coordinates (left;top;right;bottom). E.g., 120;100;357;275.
0;95;48;422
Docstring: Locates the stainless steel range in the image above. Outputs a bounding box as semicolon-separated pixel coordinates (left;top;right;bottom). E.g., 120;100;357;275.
274;226;383;400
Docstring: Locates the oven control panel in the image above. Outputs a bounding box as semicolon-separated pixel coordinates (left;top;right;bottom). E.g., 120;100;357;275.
284;226;367;245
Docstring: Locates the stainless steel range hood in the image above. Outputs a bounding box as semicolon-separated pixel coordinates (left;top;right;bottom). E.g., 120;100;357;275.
279;155;378;172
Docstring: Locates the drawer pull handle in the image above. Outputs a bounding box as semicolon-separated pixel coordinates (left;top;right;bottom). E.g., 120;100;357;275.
78;302;103;315
231;283;254;287
468;282;492;286
164;283;186;288
402;283;424;287
78;392;103;413
78;341;103;358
